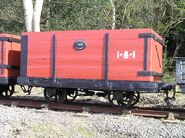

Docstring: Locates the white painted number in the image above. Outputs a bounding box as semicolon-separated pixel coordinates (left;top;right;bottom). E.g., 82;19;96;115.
117;51;136;59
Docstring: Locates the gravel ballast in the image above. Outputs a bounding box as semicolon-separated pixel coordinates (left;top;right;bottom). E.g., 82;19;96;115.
2;87;185;137
0;105;185;138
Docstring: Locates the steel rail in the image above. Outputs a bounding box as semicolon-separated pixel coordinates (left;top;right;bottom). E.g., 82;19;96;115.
0;97;185;120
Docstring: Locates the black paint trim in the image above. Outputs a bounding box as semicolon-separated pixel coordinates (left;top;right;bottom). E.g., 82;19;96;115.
138;33;165;46
1;41;4;65
20;35;28;77
0;64;20;70
17;77;161;92
105;33;109;87
0;77;17;84
0;37;21;43
1;40;4;74
52;34;56;82
143;38;148;71
138;71;163;77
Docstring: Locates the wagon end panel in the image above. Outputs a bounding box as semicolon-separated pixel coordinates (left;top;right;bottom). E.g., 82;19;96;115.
0;34;21;84
6;35;21;78
149;38;163;81
108;29;163;82
137;31;164;82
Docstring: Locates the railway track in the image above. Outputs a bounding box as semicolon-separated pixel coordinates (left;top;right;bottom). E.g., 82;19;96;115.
0;97;185;120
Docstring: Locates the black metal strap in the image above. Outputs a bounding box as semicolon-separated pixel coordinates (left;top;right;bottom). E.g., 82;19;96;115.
52;34;56;82
20;35;28;76
143;38;148;71
0;37;21;43
138;71;163;77
105;33;109;86
0;64;20;70
1;41;4;74
138;33;165;46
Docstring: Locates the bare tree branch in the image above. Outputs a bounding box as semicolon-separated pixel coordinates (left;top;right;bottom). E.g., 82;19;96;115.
163;17;185;37
121;0;131;27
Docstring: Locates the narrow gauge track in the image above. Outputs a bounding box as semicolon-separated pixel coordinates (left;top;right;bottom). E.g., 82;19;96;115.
0;97;185;120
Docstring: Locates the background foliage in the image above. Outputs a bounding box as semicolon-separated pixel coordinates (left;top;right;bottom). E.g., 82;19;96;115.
0;0;184;76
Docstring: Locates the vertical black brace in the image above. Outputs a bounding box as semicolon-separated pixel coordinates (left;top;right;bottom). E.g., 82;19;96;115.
105;33;109;87
52;34;56;83
1;41;4;74
20;35;28;77
143;38;148;71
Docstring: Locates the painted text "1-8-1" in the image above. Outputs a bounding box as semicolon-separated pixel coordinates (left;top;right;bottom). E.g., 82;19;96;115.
117;51;136;59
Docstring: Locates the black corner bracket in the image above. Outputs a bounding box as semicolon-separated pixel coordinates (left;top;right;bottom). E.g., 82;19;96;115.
138;71;163;77
138;33;165;46
0;37;21;43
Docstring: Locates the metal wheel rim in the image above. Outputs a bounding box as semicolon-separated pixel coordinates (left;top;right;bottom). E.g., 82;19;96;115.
0;85;14;98
108;91;134;108
44;88;67;102
65;89;78;102
44;88;55;102
131;91;140;106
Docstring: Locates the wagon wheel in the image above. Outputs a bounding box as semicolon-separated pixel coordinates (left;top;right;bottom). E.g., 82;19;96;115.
0;85;15;98
108;91;134;108
65;89;78;102
44;88;67;103
131;91;140;106
20;85;33;95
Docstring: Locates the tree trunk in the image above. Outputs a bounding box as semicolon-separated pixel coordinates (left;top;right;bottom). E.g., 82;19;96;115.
169;42;182;68
23;0;33;32
110;0;115;30
32;0;44;32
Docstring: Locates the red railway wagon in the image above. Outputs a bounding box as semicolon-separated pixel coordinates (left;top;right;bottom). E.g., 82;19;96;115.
18;29;164;93
0;34;21;97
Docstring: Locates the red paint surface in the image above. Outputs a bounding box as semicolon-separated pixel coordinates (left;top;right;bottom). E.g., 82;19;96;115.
0;34;20;78
23;29;163;82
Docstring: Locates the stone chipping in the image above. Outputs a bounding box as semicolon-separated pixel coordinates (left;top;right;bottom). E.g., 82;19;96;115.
1;86;185;138
0;105;185;138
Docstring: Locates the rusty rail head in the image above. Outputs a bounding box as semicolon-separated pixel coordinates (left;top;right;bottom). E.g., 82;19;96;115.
0;97;185;120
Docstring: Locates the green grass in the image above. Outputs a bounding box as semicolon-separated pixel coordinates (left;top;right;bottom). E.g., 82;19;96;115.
162;71;175;83
73;125;96;138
